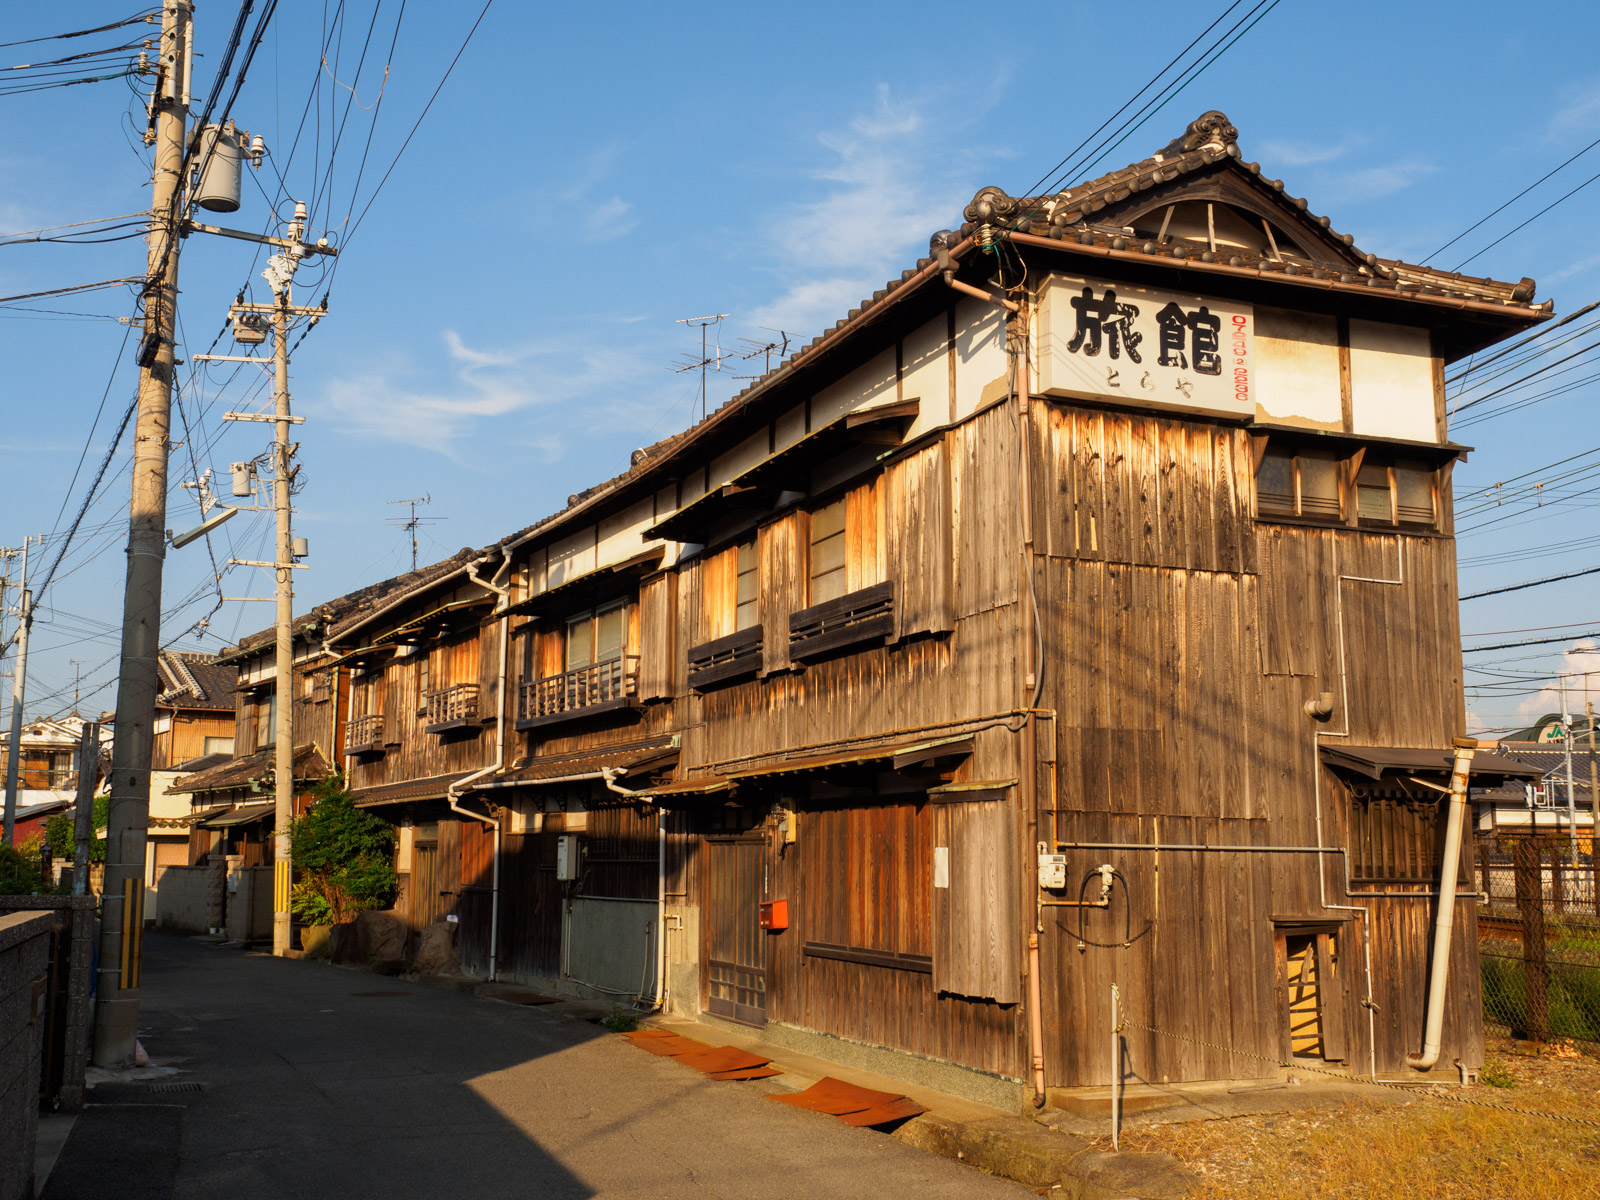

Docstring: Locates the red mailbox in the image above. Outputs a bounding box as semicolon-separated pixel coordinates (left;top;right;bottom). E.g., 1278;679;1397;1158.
758;899;788;931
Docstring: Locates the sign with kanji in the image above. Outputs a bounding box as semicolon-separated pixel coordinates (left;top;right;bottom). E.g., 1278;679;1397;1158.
1036;274;1253;419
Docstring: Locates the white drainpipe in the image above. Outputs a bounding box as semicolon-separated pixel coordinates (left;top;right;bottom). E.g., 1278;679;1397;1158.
1407;737;1478;1071
600;766;666;1011
445;554;512;981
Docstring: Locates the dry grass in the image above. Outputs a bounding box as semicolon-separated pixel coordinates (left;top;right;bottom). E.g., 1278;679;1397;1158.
1102;1037;1600;1199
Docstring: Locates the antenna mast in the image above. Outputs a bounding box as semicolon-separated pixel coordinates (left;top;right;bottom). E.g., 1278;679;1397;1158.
387;495;442;572
673;313;729;422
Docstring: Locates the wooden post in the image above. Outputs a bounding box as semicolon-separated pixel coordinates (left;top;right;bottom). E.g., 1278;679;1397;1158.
1110;982;1121;1151
1514;839;1549;1041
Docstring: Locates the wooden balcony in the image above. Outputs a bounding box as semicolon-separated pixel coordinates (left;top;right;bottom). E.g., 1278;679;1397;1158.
424;682;481;734
687;625;764;691
345;713;385;755
789;581;894;662
516;655;640;732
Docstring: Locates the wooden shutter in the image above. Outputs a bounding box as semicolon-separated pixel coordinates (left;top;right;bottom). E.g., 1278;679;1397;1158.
637;572;676;701
932;798;1020;1003
758;512;804;674
886;439;953;638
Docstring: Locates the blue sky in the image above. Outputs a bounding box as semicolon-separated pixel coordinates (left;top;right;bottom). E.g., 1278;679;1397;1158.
3;0;1600;733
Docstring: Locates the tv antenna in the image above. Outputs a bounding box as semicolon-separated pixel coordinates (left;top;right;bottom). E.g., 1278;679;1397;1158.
386;495;444;571
673;313;729;422
70;659;88;714
732;328;791;380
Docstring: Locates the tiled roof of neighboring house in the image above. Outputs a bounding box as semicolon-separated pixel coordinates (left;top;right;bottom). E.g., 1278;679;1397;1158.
350;772;480;808
166;744;331;796
170;751;235;775
157;650;236;711
222;547;487;661
480;111;1548;564
1473;742;1600;801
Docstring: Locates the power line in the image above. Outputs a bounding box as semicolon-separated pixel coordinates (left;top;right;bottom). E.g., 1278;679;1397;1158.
1460;564;1600;602
0;13;157;51
1464;632;1600;654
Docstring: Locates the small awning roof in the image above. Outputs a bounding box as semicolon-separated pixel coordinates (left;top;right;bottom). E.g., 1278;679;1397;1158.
351;772;479;809
644;401;920;543
506;547;665;620
1320;745;1543;783
726;733;973;781
490;741;679;788
642;733;975;801
199;801;276;828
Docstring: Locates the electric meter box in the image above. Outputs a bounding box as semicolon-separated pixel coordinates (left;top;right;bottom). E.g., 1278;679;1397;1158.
1038;852;1068;891
556;835;582;881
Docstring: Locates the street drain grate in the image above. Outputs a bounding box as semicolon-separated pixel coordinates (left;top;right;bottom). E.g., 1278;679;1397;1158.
148;1081;206;1093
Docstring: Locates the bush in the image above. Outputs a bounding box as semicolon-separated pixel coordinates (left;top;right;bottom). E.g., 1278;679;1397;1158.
0;837;49;895
44;795;108;865
287;776;396;925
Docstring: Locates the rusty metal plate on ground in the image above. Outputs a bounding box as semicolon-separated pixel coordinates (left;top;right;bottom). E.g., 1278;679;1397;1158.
628;1035;710;1057
708;1066;784;1081
620;1029;678;1039
768;1076;904;1115
837;1098;929;1126
675;1046;773;1075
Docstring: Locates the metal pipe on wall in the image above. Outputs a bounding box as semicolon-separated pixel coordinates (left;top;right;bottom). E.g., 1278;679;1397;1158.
1406;738;1478;1071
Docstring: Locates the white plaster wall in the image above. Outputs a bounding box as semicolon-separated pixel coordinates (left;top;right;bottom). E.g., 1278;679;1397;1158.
774;403;806;451
810;347;897;428
545;525;596;590
1253;307;1343;429
709;428;769;488
900;312;951;438
596;497;656;569
953;297;1008;419
1348;319;1437;443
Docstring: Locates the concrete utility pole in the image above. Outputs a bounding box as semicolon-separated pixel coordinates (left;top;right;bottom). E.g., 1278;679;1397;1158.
72;721;100;896
1589;700;1598;862
271;260;296;958
1562;674;1578;866
3;536;36;846
96;0;190;1067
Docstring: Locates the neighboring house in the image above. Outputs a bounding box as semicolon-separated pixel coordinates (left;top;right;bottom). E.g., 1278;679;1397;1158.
1;716;108;843
1472;741;1599;845
194;111;1550;1102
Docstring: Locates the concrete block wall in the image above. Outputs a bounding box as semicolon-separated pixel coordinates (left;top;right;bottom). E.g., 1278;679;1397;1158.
157;865;213;933
225;866;274;942
0;912;53;1200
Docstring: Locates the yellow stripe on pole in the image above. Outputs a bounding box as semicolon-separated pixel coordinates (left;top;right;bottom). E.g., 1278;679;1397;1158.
275;859;291;913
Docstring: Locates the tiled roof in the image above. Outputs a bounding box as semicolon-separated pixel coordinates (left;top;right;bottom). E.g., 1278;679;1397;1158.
157;651;236;711
224;547;488;661
1474;743;1600;800
350;772;481;808
166;743;331;795
494;737;679;787
486;111;1547;562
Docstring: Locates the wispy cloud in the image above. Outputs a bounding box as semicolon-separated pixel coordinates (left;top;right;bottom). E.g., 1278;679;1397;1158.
1314;159;1438;206
1258;137;1359;167
1548;80;1600;140
523;143;639;243
317;329;651;456
749;85;989;337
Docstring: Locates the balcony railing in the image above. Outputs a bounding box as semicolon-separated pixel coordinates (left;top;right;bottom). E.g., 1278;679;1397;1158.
345;713;385;754
517;655;639;731
789;581;894;662
424;682;480;733
688;625;764;691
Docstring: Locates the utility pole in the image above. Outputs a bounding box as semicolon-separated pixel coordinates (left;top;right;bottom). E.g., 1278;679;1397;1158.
2;536;36;846
72;721;100;896
1562;673;1578;866
1589;699;1598;863
271;258;297;959
96;0;190;1068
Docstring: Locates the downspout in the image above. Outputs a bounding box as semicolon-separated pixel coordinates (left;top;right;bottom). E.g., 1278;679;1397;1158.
600;766;667;1012
445;555;512;981
1406;737;1478;1071
943;234;1048;1108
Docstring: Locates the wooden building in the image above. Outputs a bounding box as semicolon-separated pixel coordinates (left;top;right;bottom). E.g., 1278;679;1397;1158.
229;111;1554;1107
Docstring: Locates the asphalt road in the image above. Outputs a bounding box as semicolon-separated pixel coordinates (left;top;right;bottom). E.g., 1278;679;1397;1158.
43;934;1027;1199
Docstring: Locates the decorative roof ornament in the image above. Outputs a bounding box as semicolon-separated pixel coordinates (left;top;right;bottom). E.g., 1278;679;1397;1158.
1162;110;1240;158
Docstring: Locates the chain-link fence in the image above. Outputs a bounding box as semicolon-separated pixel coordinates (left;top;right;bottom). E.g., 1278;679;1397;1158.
1477;837;1600;1043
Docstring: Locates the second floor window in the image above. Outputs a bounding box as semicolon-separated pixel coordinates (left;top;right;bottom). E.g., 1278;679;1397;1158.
1356;460;1436;527
565;601;625;673
735;540;758;631
254;691;277;749
809;498;847;604
1257;448;1341;521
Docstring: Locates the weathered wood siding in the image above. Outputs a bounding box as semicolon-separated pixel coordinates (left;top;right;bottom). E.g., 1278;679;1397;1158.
1034;400;1476;1084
